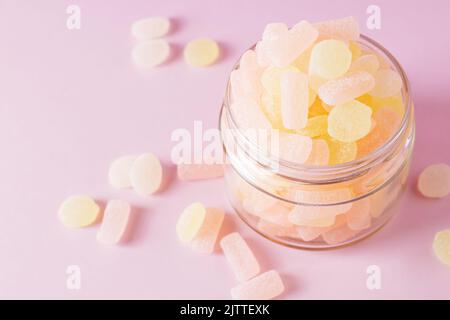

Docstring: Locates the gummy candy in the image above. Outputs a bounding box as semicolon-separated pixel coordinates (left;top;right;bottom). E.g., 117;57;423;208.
417;163;450;198
349;41;362;61
297;115;328;138
184;38;219;67
433;229;450;266
257;219;298;238
230;98;272;131
255;202;293;227
314;17;360;41
190;207;225;254
297;215;346;241
132;40;170;68
261;65;300;97
280;71;309;130
108;155;138;189
349;54;380;75
327;100;372;142
220;232;260;282
305;139;329;166
322;223;358;245
131;17;170;40
318;71;375;105
177;163;224;181
276;132;312;163
97;199;130;244
58;195;100;228
176;202;207;243
130;153;163;196
309;40;352;79
325;135;357;165
370;69;403;97
230;270;284;300
346;198;371;231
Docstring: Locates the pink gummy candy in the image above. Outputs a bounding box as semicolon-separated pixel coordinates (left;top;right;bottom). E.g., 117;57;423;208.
97;199;130;245
318;71;375;105
346;198;371;231
280;71;309;130
177;163;224;181
220;232;260;282
322;223;358;245
230;270;285;300
314;16;360;41
190;207;225;254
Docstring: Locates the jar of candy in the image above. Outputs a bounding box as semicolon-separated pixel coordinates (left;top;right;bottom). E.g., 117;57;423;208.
219;29;415;249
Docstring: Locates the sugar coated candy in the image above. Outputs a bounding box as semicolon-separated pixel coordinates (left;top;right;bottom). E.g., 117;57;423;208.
417;163;450;198
97;199;130;245
322;223;358;245
108;155;138;189
349;54;380;75
297;115;328;137
230;270;284;300
58;195;100;228
231;98;272;131
220;232;260;282
314;17;360;41
318;71;375;106
280;71;309;130
176;202;207;243
129;153;163;196
346;198;371;231
433;229;450;266
327;100;372;142
276;132;312;164
184;38;219;67
305;139;329;166
325;136;357;165
190;207;225;254
177;162;224;181
131;17;170;40
370;69;403;97
132;40;170;68
309;40;352;79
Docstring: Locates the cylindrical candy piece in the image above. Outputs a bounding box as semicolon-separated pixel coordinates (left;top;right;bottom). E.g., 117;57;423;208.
58;195;100;228
190;207;225;254
97;200;131;245
130;153;163;196
230;270;284;300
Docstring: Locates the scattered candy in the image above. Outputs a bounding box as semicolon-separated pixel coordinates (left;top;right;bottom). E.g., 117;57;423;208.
177;162;224;181
280;71;309;130
433;229;450;266
176;202;207;244
97;199;130;244
129;153;163;196
190;207;225;254
327;100;372;143
309;40;352;79
230;270;284;300
370;69;403;97
131;17;170;40
132;40;170;68
220;232;260;282
318;71;375;106
108;155;138;189
417;164;450;198
58;195;100;228
184;38;219;67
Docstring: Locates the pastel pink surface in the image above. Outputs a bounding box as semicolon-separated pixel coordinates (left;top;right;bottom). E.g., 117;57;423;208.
1;0;450;299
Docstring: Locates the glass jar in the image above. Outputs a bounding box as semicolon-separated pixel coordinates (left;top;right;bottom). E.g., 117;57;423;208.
219;35;415;249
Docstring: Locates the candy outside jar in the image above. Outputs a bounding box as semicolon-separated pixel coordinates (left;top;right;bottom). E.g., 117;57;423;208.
219;30;415;249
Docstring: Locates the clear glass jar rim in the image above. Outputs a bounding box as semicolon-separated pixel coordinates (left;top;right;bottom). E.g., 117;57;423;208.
221;34;413;180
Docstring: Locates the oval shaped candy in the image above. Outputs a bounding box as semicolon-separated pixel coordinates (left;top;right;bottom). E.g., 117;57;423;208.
130;153;163;196
58;195;100;228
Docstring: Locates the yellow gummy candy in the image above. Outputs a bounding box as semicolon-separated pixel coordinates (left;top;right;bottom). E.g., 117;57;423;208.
176;202;207;243
349;41;362;61
370;94;405;116
58;195;100;228
261;92;284;129
309;39;352;79
184;38;219;67
328;100;372;143
296;115;328;137
261;65;299;96
323;135;357;165
433;229;450;266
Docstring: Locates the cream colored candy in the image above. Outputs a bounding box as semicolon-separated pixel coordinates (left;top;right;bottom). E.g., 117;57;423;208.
349;54;380;75
97;199;130;245
370;69;403;97
256;202;293;227
131;17;170;40
417;164;450;198
276;132;312;164
280;71;309;130
108;155;138;189
58;195;100;228
176;202;207;244
346;198;371;231
220;232;260;282
289;209;336;227
177;163;224;181
230;270;284;300
130;153;163;196
309;40;352;79
322;223;358;245
318;71;375;105
297;215;346;241
184;38;219;67
262;20;318;67
230;98;272;131
297;115;328;137
433;229;450;266
232;50;264;100
314;16;360;41
305;139;329;166
190;207;225;254
257;219;298;238
262;23;288;41
261;65;300;97
132;40;170;68
328;100;372;142
325;136;357;165
242;186;278;214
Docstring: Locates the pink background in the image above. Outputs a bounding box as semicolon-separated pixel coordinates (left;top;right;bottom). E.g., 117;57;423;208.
1;0;449;299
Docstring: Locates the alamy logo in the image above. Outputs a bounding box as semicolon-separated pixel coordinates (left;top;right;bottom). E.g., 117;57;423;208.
66;265;81;290
366;265;381;290
66;5;81;30
366;5;381;30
